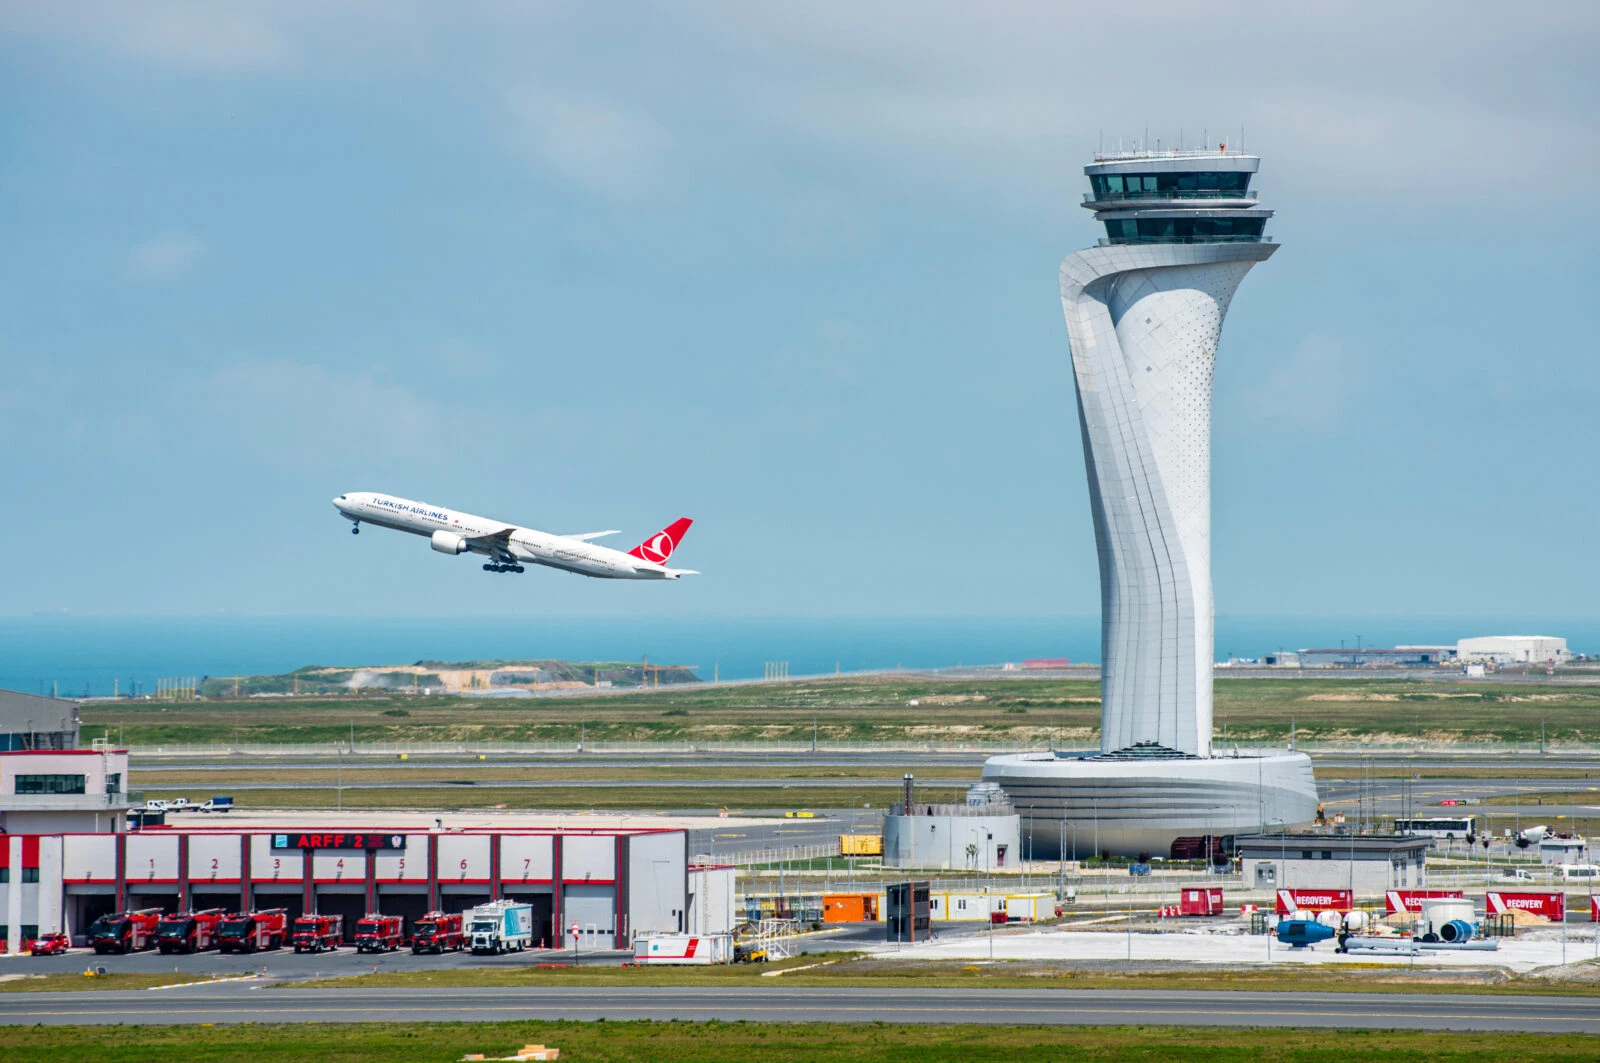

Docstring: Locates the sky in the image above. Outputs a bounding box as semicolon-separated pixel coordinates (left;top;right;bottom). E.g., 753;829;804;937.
1;1;1596;621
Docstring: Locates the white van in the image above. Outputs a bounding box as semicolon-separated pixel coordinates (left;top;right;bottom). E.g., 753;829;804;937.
1500;867;1536;882
1559;864;1600;881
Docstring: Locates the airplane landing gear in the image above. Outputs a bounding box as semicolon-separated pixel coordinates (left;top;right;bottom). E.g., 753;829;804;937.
482;563;526;574
351;523;360;535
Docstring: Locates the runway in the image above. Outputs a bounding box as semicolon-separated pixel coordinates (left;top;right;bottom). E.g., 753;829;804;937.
4;984;1597;1032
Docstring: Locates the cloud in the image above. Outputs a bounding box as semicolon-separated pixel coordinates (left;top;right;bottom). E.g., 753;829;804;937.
1240;334;1359;432
682;2;1600;208
188;359;462;467
10;3;1595;210
124;231;206;281
504;91;672;202
180;358;624;474
1;0;298;72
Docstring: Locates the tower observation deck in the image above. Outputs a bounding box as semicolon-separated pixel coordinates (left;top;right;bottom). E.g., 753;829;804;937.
1083;147;1271;246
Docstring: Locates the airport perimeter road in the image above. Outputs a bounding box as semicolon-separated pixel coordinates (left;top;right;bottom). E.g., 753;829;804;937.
5;985;1599;1033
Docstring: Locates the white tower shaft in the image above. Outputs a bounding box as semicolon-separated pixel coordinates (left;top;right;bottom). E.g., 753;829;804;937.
1060;242;1275;756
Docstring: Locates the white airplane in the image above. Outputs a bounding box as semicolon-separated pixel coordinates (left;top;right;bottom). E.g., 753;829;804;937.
332;492;697;580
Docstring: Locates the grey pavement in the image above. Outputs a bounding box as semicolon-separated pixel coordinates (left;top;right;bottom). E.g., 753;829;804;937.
3;984;1598;1032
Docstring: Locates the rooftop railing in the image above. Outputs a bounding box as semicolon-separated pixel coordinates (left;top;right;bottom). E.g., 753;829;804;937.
1093;147;1253;162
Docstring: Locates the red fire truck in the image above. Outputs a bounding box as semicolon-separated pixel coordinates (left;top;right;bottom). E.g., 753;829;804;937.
156;908;229;954
88;909;163;954
217;909;288;953
292;913;343;953
354;914;404;952
411;911;464;954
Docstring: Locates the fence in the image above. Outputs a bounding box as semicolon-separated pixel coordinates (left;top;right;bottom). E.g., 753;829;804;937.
716;845;835;867
126;739;1042;757
124;739;1600;758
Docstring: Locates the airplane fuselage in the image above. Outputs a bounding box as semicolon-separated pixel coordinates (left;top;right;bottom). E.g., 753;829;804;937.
332;492;692;580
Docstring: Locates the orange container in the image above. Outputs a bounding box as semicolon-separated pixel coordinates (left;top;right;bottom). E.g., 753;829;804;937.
823;893;880;923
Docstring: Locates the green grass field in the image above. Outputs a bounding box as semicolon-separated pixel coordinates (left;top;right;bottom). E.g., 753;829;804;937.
3;1021;1598;1063
85;675;1600;748
133;783;911;811
279;954;1600;997
0;972;214;993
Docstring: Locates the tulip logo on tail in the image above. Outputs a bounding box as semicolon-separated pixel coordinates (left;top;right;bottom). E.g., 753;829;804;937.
628;518;693;565
640;533;673;563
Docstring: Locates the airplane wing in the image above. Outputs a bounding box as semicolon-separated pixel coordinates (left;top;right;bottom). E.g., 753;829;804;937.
464;526;518;560
561;530;620;542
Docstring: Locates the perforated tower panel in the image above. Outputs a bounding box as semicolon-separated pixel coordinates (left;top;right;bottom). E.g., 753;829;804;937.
1060;241;1275;756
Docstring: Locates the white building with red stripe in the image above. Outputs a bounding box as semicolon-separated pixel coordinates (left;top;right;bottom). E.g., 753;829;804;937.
1;822;696;955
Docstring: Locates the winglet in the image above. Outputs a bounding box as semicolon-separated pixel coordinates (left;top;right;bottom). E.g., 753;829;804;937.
627;518;692;565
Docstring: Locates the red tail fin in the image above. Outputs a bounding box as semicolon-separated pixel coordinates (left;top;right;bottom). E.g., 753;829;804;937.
628;518;693;565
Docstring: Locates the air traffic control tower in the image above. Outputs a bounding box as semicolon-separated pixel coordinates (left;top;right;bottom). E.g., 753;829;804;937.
982;146;1319;859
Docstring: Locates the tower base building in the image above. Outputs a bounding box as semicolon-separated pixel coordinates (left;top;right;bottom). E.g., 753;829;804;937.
984;144;1318;857
981;750;1316;859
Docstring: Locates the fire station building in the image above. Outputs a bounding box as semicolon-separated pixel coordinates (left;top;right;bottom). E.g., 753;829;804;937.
2;824;692;954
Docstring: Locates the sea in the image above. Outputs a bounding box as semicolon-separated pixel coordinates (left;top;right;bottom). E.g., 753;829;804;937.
3;615;1596;698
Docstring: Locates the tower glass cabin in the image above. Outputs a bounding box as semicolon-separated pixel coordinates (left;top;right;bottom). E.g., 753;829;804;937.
1083;149;1271;246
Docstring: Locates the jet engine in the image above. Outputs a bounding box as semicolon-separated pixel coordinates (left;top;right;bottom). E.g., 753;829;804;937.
430;530;469;555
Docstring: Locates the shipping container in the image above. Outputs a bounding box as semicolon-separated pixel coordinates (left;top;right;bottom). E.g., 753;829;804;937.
822;893;880;922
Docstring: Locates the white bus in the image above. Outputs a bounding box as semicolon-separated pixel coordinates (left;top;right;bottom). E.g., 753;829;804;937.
1394;816;1475;841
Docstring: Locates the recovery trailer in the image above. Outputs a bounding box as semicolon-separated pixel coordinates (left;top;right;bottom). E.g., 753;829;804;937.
216;909;287;953
292;913;342;953
89;909;163;954
411;911;464;954
467;900;534;955
634;933;733;965
157;908;229;954
354;913;404;952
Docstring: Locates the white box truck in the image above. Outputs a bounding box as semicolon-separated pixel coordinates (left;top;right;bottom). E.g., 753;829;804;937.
467;901;534;955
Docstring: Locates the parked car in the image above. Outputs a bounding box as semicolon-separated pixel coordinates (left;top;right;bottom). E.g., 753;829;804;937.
26;932;70;956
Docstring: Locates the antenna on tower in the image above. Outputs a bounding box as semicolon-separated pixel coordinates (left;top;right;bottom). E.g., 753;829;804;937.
1204;127;1208;151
